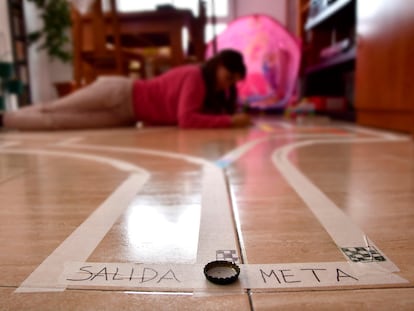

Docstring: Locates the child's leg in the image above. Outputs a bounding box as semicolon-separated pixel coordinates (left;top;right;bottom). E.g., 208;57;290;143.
39;77;133;113
3;77;136;130
4;109;134;131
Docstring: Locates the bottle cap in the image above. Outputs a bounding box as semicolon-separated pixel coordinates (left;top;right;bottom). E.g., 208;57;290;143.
203;260;240;285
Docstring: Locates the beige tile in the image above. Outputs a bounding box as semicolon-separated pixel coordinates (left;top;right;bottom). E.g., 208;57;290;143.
251;288;414;311
0;121;413;309
1;288;250;311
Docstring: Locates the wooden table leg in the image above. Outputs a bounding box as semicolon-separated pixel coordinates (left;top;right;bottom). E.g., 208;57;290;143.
71;6;82;89
169;26;184;66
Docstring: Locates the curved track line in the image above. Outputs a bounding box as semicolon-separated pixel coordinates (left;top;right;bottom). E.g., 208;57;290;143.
214;128;409;269
0;148;150;293
0;141;21;148
57;142;210;166
55;142;240;264
272;136;409;273
215;133;355;264
217;133;354;168
0;148;148;174
16;173;149;293
54;137;84;146
339;124;409;140
10;125;408;292
59;136;350;265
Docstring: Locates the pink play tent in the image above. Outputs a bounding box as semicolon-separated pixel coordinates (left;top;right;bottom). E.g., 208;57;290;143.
206;15;301;109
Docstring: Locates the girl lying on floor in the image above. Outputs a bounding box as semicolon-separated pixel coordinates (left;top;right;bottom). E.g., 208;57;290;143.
1;49;251;131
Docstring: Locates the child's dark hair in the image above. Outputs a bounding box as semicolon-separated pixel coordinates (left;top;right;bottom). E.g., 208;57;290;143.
201;49;246;115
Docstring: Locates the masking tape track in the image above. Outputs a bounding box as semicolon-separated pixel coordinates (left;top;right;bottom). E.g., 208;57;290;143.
0;148;150;293
271;136;410;273
4;125;410;293
55;142;241;265
17;174;149;293
2;143;240;293
217;127;409;273
0;141;21;148
215;126;409;284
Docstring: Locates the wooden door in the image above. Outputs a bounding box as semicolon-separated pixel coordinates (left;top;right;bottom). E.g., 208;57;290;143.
355;0;414;133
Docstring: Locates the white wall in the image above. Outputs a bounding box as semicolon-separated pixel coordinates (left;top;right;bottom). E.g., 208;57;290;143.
24;1;73;103
234;0;287;25
0;1;13;62
0;1;18;111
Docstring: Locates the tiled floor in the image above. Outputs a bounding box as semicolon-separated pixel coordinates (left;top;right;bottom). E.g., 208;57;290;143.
0;118;413;310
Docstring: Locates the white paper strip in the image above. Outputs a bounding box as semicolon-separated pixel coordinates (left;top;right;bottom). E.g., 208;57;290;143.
60;261;408;291
196;165;240;263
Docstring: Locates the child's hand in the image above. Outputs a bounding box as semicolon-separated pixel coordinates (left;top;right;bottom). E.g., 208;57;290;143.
231;113;252;128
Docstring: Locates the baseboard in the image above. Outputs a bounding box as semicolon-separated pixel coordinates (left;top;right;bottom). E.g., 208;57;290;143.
356;110;414;134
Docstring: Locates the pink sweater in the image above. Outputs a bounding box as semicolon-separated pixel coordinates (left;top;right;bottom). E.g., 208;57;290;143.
132;65;232;128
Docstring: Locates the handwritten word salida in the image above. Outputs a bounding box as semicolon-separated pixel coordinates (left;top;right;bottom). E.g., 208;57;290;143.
67;266;181;284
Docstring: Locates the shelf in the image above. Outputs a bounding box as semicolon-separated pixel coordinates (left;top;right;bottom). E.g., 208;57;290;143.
14;60;28;66
305;46;356;74
305;0;353;30
12;35;27;42
8;0;31;106
9;1;22;10
316;110;356;122
301;2;310;14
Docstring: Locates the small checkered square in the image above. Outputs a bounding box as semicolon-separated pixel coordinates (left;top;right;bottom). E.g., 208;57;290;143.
341;246;386;263
216;250;239;263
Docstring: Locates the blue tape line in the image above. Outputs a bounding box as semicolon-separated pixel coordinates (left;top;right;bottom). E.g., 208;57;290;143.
215;159;231;168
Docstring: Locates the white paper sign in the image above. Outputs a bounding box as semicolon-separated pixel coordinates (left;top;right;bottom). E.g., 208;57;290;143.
59;261;408;291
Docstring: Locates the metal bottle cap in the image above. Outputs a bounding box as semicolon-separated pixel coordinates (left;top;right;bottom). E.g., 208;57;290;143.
203;260;240;285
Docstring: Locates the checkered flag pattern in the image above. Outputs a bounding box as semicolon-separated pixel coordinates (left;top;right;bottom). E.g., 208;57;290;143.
341;246;386;263
216;250;239;263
